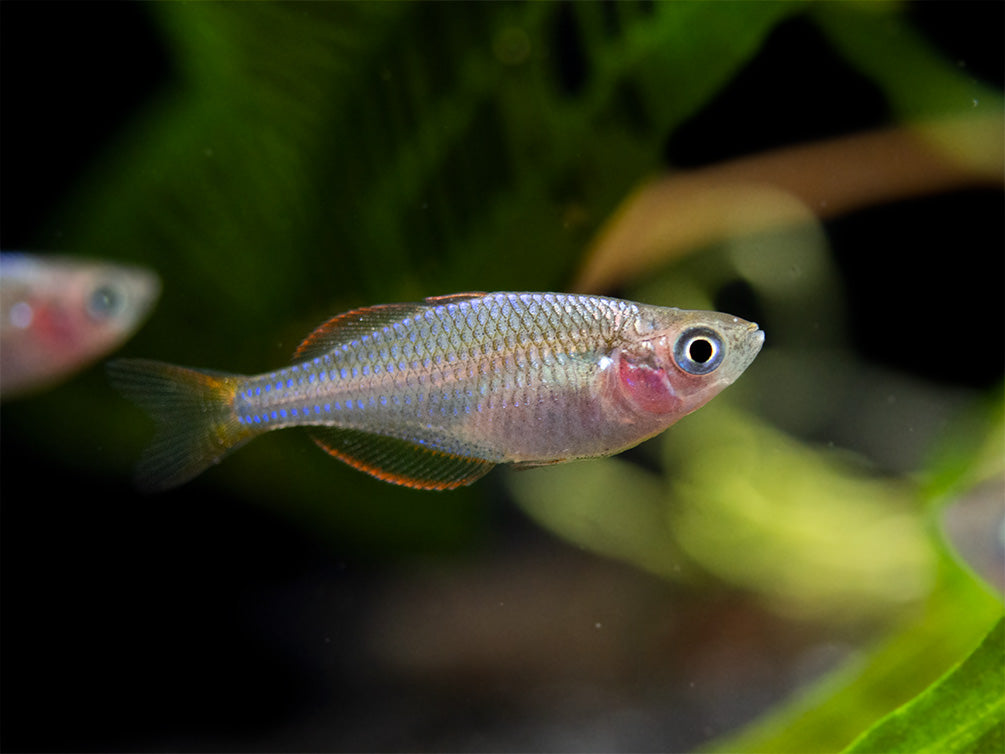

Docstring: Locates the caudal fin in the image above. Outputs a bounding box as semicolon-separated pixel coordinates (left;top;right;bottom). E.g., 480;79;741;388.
107;358;256;492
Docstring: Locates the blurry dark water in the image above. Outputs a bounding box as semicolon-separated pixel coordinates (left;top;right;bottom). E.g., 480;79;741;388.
665;11;1004;391
2;2;1002;752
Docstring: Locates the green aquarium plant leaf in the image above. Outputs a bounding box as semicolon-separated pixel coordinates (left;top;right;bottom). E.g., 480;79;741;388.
703;384;1005;754
25;0;803;550
506;455;687;583
842;617;1005;754
707;561;1004;754
813;2;1005;122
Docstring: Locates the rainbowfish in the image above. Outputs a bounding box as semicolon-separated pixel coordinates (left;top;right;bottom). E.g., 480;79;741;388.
1;253;160;398
108;292;763;491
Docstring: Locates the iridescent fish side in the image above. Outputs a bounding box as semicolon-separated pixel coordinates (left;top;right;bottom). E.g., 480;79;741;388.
1;253;161;398
108;292;764;491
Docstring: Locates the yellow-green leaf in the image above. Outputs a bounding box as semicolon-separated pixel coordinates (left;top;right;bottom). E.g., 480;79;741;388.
843;617;1005;754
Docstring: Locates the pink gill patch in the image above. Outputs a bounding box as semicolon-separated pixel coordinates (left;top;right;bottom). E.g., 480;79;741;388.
618;357;680;415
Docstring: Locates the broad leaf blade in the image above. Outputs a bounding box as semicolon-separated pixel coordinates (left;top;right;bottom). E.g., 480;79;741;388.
843;618;1005;754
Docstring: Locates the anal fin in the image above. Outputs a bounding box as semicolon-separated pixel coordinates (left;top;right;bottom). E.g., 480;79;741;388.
309;427;494;491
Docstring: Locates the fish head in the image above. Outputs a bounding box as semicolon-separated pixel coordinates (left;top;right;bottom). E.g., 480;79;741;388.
1;254;161;397
20;258;162;360
607;306;764;421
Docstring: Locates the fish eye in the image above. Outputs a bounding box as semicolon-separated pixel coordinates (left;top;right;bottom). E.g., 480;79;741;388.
87;284;124;320
673;327;724;375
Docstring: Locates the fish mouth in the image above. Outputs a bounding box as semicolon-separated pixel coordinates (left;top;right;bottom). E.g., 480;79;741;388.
744;320;765;344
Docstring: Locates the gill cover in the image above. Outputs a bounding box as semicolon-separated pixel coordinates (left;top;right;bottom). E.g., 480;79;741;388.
615;325;729;415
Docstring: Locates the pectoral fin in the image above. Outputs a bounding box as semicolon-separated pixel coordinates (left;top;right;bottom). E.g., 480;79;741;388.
510;459;566;470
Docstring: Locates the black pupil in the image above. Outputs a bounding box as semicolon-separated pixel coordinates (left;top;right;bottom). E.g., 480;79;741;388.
689;338;713;364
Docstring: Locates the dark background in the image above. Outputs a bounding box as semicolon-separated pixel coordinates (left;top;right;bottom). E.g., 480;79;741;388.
2;2;1002;751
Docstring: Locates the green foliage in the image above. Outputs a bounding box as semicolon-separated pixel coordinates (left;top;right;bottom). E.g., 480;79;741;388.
707;553;1003;753
27;0;804;555
701;390;1005;754
11;0;1003;748
842;618;1004;754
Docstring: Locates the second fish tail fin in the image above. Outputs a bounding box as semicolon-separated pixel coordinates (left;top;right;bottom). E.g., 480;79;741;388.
107;358;257;492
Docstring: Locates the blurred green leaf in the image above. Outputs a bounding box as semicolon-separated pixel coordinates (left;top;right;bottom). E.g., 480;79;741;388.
842;617;1004;754
32;0;803;550
813;3;1005;121
507;456;686;582
6;0;1002;749
708;558;1003;754
923;389;1005;511
664;404;934;621
705;390;1005;753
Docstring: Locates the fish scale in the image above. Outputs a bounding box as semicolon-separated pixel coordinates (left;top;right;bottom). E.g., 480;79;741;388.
234;294;613;427
108;291;763;491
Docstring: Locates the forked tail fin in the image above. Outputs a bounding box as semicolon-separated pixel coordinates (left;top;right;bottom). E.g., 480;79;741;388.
107;358;256;492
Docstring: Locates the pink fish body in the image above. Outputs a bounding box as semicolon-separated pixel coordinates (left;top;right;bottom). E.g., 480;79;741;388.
108;292;763;491
1;253;160;398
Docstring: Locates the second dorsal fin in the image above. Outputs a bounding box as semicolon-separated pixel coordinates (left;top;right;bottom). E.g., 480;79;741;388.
422;292;486;305
293;293;488;362
293;302;427;361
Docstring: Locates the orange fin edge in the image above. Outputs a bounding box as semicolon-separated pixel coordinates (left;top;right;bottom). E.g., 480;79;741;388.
423;292;486;305
309;426;494;491
294;295;488;362
293;302;429;361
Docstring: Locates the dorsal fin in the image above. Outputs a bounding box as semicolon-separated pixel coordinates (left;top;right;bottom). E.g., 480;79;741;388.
423;292;486;305
309;426;494;490
293;293;488;362
294;302;428;361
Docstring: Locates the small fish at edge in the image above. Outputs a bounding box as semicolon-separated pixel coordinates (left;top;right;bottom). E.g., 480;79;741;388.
1;253;160;398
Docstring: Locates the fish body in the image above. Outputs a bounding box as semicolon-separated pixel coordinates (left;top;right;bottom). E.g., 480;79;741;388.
1;253;160;397
108;292;763;491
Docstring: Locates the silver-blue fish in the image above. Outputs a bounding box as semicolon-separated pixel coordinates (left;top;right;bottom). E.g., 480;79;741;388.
108;292;763;490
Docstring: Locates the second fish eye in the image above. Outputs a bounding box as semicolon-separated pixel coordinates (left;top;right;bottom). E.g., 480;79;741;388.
673;327;724;375
87;284;124;320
